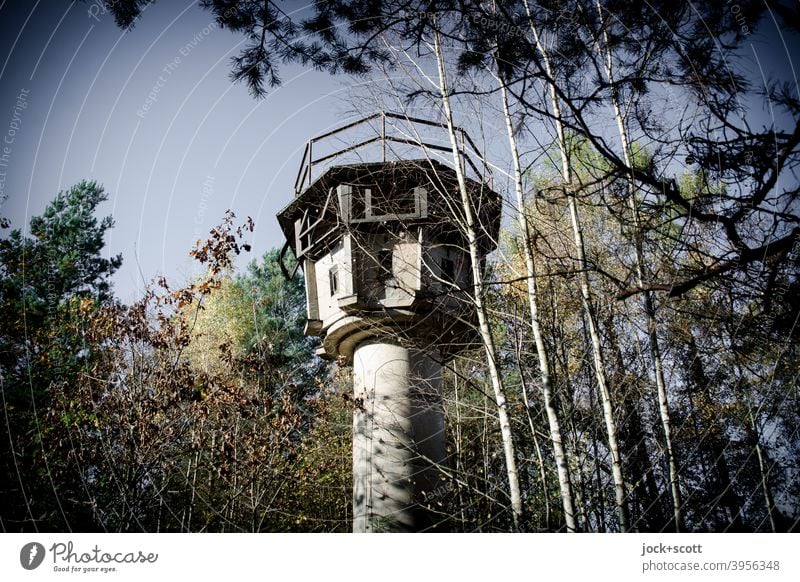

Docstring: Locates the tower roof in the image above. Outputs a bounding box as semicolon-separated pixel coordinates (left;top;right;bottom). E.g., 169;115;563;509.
276;158;501;263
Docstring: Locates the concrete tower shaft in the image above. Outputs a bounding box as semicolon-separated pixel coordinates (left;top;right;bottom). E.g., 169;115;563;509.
352;343;444;532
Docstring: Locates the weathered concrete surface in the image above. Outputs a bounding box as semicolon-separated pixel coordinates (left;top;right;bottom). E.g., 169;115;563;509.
352;342;446;532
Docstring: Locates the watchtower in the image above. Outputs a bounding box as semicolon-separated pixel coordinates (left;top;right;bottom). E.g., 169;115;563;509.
276;113;500;532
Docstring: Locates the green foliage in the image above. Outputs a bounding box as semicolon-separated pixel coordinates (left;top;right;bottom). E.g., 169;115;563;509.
233;248;323;396
0;181;121;531
5;0;798;533
677;167;727;200
0;200;352;532
0;195;352;532
1;181;121;311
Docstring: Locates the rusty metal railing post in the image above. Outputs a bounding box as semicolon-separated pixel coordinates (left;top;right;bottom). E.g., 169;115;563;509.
293;113;494;193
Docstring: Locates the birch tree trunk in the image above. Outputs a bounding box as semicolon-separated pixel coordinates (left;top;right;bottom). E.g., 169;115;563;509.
497;64;577;532
432;29;524;529
592;0;682;531
523;1;628;531
750;410;778;533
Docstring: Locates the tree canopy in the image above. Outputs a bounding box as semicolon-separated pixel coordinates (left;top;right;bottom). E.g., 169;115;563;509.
1;0;796;531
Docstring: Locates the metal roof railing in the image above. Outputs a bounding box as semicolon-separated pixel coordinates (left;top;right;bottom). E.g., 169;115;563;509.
293;111;493;195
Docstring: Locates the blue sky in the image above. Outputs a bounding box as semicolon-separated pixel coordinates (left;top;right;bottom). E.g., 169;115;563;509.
1;1;798;303
0;0;348;301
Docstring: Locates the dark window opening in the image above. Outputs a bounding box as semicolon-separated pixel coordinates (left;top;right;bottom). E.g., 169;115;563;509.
351;188;366;221
345;186;426;223
329;266;339;296
376;249;393;283
395;189;417;215
441;257;455;283
370;189;390;217
371;188;416;218
301;233;313;253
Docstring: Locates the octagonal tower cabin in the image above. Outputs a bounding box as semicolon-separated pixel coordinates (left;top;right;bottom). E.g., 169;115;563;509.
276;113;501;532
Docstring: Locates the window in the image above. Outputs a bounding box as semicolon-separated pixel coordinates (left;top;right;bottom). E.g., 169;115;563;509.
441;257;455;283
371;188;416;218
339;184;427;223
351;189;366;221
337;185;366;222
329;266;339;296
294;211;317;257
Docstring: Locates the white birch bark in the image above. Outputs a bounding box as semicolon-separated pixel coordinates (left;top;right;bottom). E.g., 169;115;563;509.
593;0;682;531
523;0;628;531
432;29;524;529
497;65;578;532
